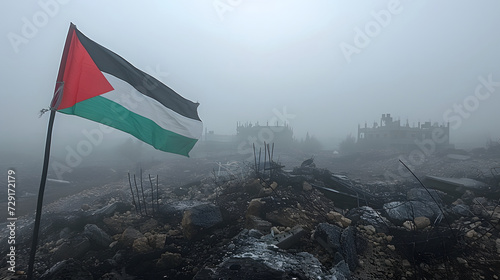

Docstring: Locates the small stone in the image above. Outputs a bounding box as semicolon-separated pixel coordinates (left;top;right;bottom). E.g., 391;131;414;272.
413;216;430;230
327;211;343;222
386;235;393;242
148;234;167;249
302;181;313;191
270;182;278;190
132;237;153;253
387;244;395;251
271;226;281;235
403;221;416;231
119;227;143;247
465;230;476;238
456;257;467;264
364;225;376;235
339;217;352;227
384;259;392;266
246;198;264;218
403;259;411;267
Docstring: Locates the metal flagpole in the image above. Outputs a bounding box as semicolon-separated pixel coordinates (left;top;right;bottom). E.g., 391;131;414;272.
27;23;75;278
27;109;56;280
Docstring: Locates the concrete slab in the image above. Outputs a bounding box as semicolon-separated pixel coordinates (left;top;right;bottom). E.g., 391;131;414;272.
425;176;488;189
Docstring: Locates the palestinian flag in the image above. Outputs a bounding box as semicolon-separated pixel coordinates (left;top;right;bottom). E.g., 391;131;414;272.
50;23;202;157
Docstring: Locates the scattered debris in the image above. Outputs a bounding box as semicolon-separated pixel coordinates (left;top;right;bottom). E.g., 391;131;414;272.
1;149;499;279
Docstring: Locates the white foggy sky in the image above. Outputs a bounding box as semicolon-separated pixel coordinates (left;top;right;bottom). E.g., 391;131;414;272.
1;0;500;158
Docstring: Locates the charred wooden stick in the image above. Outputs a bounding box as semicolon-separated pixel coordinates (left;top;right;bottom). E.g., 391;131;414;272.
140;169;148;215
128;172;138;214
133;174;142;215
267;143;272;177
258;147;262;176
263;142;267;176
271;143;274;163
149;174;154;215
253;143;258;177
156;174;159;212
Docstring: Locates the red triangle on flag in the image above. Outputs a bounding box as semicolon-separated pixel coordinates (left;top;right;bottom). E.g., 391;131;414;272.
56;31;114;110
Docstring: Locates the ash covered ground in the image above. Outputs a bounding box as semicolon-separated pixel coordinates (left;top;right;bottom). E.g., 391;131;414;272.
1;145;500;280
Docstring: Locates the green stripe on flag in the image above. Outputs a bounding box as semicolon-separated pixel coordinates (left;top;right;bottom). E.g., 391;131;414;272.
59;96;198;156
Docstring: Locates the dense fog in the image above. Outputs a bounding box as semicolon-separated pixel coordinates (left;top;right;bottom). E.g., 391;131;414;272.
1;1;500;193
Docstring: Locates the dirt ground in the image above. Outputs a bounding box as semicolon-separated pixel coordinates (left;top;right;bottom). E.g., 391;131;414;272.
2;146;499;279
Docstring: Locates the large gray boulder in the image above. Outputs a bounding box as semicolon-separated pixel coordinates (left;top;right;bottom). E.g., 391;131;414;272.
181;203;223;239
345;206;392;233
313;223;343;251
51;236;91;263
40;259;93;280
313;223;358;271
194;229;348;279
341;226;358;271
83;224;112;248
383;201;439;225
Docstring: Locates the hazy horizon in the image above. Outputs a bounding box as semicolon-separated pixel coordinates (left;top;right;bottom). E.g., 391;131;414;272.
2;1;500;165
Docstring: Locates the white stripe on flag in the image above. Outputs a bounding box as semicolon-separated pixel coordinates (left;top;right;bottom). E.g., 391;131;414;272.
101;73;202;139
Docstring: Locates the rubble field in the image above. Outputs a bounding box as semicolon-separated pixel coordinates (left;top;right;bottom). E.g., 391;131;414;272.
1;147;500;279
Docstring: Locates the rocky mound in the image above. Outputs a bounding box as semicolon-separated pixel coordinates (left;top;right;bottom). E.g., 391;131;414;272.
1;151;499;279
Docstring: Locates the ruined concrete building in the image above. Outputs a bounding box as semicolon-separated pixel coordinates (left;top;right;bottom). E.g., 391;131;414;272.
357;113;452;150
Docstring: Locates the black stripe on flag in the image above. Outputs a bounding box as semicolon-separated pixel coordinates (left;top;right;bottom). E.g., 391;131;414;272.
74;28;201;121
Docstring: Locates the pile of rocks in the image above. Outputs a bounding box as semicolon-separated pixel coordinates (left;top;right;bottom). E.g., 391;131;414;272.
1;154;499;279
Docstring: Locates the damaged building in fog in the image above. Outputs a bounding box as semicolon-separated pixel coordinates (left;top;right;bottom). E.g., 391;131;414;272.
357;113;452;151
236;122;294;149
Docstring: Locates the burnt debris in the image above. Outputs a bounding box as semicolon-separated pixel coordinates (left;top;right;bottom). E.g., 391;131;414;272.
1;149;499;280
